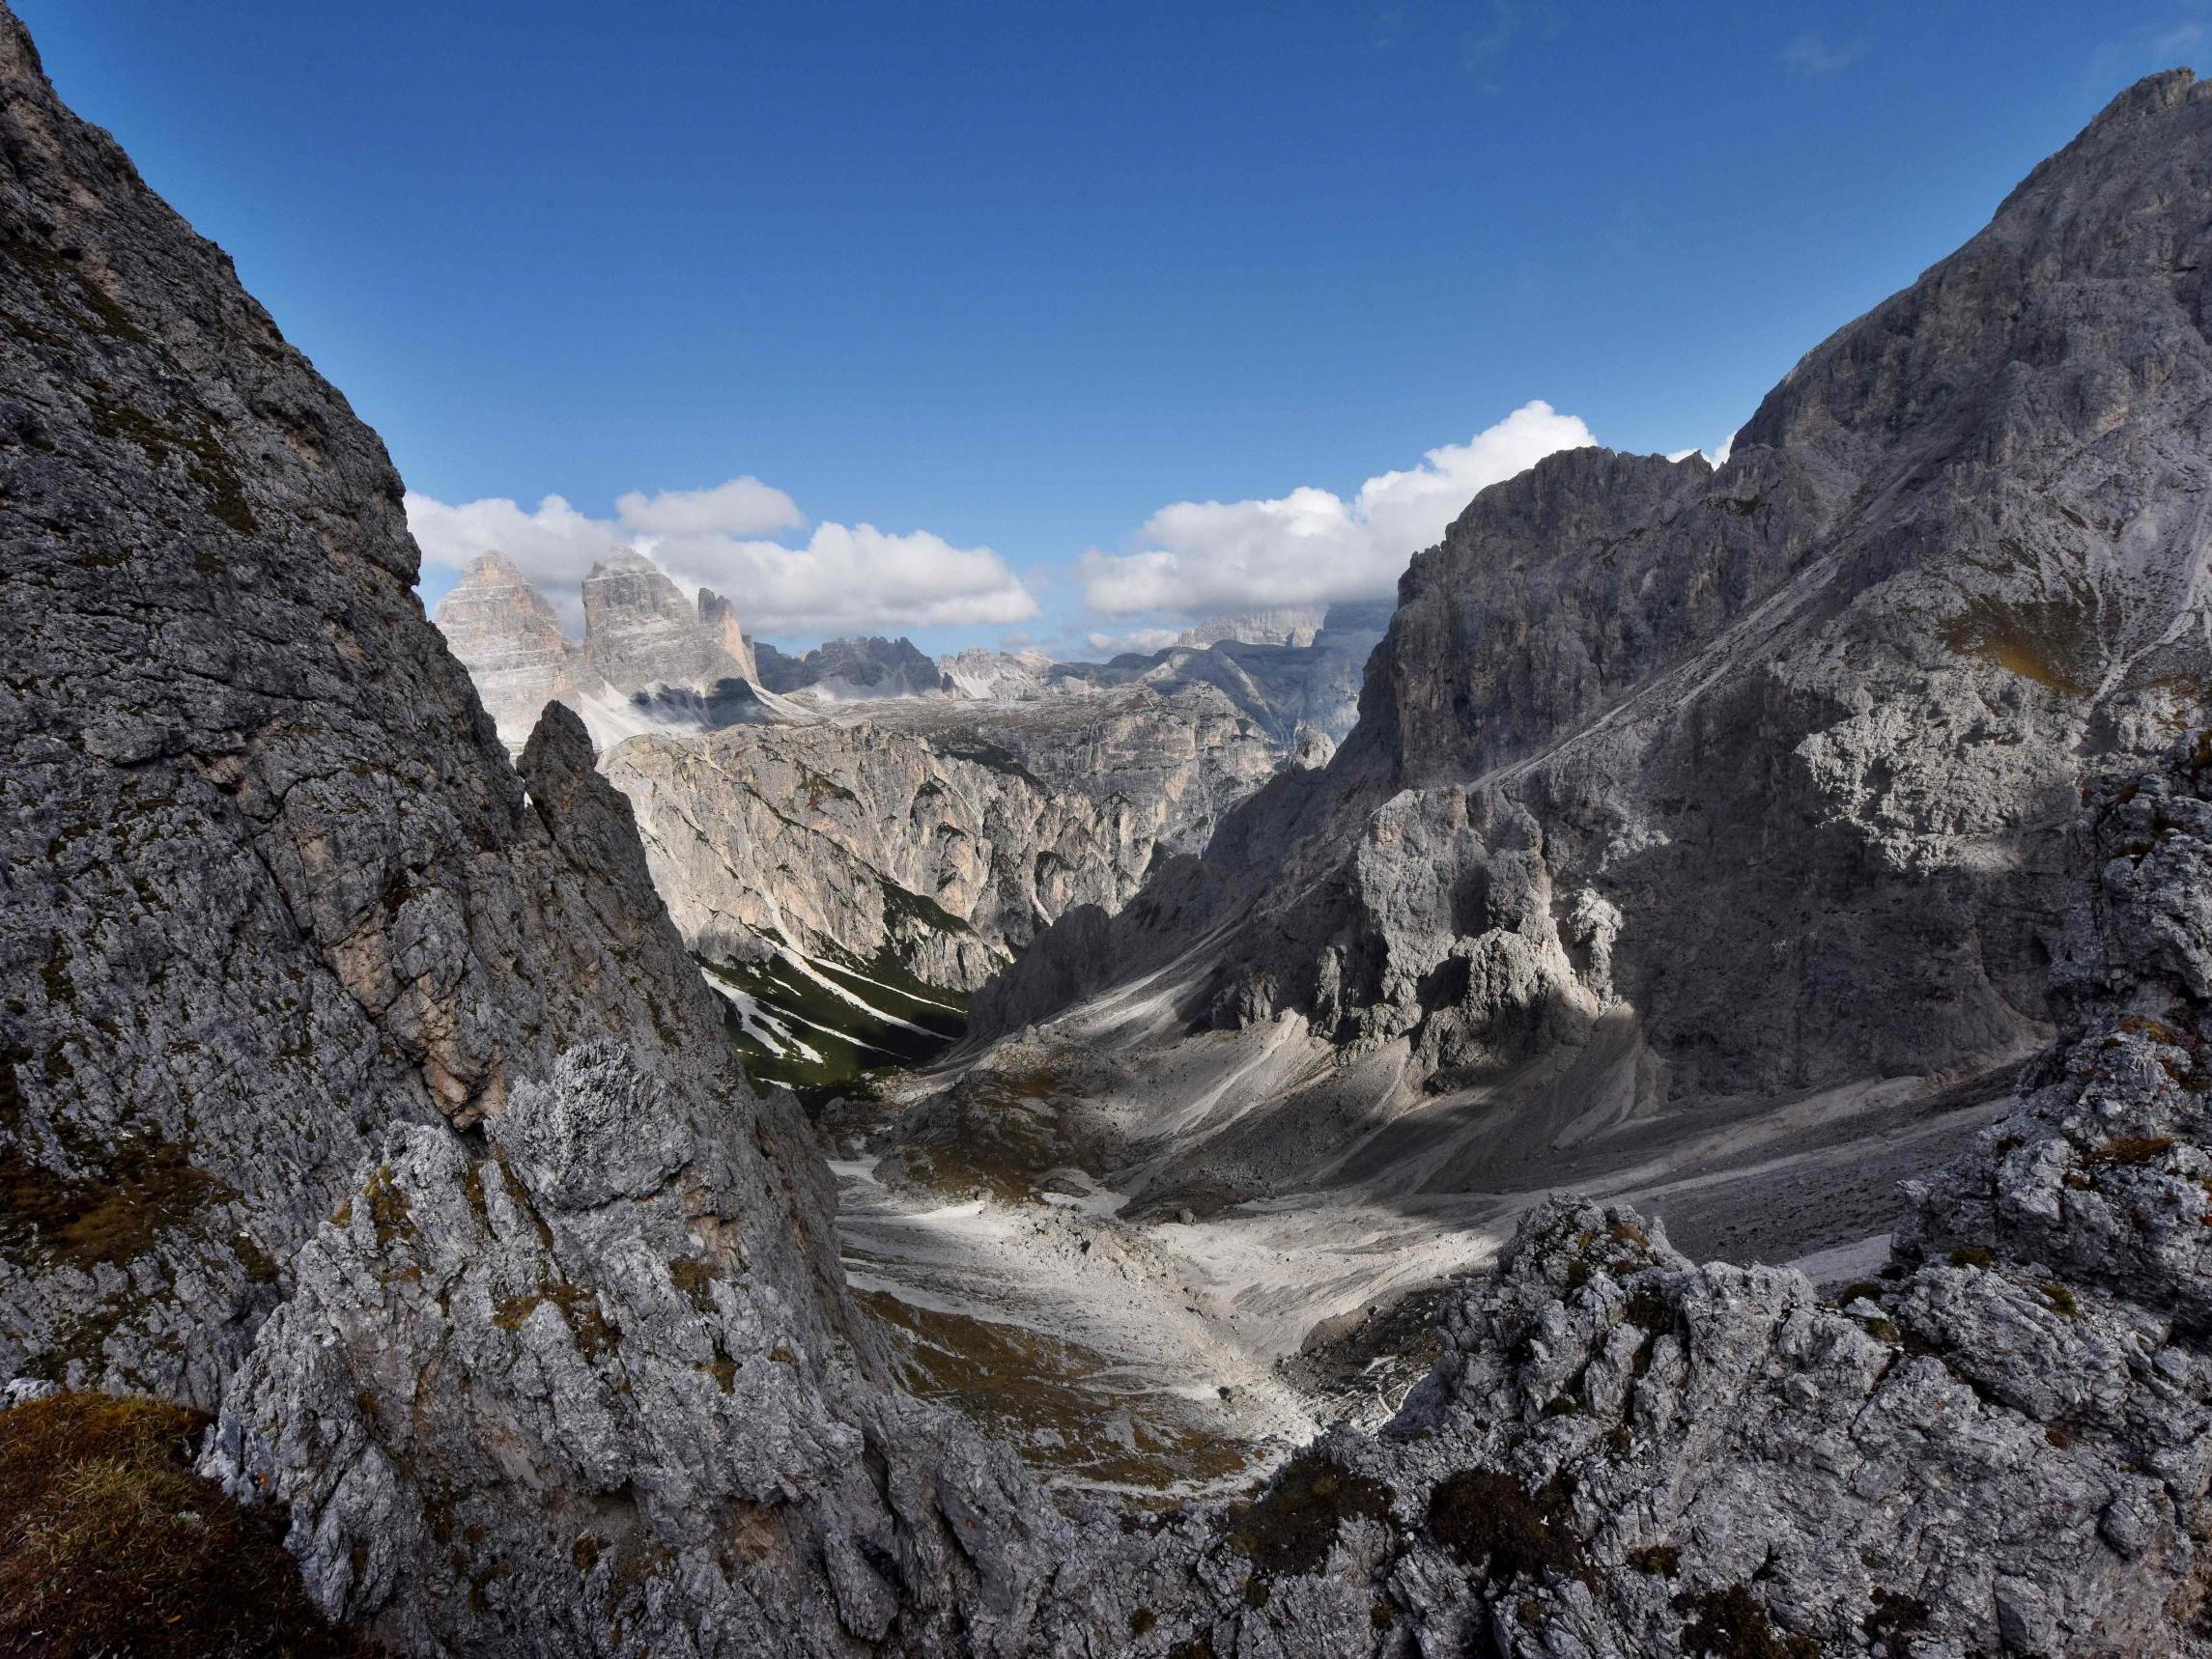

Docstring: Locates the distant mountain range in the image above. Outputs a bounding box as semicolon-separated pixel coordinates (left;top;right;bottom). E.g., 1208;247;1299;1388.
13;4;2212;1649
430;549;1381;1096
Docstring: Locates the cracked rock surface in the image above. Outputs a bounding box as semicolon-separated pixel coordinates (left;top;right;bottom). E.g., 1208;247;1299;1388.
12;5;2212;1654
972;68;2212;1215
608;682;1287;993
1014;730;2212;1658
0;9;1058;1653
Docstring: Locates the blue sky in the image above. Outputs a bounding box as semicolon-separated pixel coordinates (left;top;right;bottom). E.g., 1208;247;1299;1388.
17;1;2207;655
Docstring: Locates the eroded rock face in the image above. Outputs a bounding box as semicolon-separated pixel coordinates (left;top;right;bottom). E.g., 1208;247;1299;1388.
433;549;609;744
696;584;760;686
203;1040;1058;1656
0;10;1058;1653
582;547;751;695
994;730;2212;1657
755;633;954;701
930;607;1391;745
939;645;1060;699
0;1;732;1398
1178;606;1330;649
606;682;1284;992
16;5;2212;1649
972;69;2212;1206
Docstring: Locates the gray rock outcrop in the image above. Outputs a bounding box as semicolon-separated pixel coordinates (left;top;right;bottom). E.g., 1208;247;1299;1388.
938;645;1059;699
605;681;1284;993
433;548;610;743
755;633;955;700
0;12;1058;1653
971;68;2212;1215
1021;726;2212;1657
1177;605;1329;649
14;4;2212;1651
202;1033;1059;1656
929;610;1388;745
439;546;766;748
582;545;752;695
696;583;760;686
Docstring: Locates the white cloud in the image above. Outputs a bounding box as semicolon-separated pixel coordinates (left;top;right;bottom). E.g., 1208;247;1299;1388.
408;477;1037;639
612;477;803;537
1666;431;1738;466
405;491;616;630
652;521;1039;636
1079;400;1595;619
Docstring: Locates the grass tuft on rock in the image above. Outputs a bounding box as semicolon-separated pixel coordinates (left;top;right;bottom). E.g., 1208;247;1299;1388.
0;1390;369;1656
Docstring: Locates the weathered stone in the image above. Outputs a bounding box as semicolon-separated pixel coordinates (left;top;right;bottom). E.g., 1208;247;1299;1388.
974;66;2212;1220
582;546;750;695
13;8;2212;1653
695;584;760;686
0;11;1058;1653
608;681;1285;992
756;633;952;699
432;548;609;744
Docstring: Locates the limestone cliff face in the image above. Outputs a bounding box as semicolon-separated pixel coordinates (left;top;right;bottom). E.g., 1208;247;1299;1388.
974;70;2212;1208
0;13;1056;1653
696;583;760;685
1177;605;1328;648
755;633;954;700
440;547;765;747
936;605;1389;745
1029;728;2212;1658
605;682;1284;994
432;549;609;743
582;546;751;695
939;644;1059;699
16;6;2212;1649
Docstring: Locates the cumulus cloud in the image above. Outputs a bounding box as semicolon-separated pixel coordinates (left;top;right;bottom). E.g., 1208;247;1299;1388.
653;521;1040;636
1079;400;1594;619
408;477;1037;638
1666;431;1738;467
612;477;803;537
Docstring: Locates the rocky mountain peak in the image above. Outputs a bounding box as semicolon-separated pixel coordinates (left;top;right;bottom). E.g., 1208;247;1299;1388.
753;633;953;699
16;6;2212;1650
433;548;604;744
694;584;759;685
975;60;2212;1208
0;10;1052;1648
1177;605;1330;649
581;545;731;693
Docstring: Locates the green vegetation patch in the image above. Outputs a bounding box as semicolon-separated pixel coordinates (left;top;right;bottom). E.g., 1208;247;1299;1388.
0;1131;232;1269
1427;1467;1588;1587
1227;1449;1392;1579
875;874;980;948
85;388;259;536
2;236;148;342
700;937;965;1110
0;1391;368;1656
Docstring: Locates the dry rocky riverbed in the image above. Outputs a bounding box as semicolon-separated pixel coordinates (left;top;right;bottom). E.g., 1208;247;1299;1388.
834;1051;2006;1498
